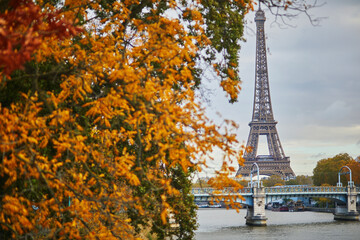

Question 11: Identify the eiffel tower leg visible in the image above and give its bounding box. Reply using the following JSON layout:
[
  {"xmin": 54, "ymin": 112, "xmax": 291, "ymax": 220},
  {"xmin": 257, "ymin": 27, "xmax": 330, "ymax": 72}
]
[
  {"xmin": 266, "ymin": 134, "xmax": 275, "ymax": 157},
  {"xmin": 244, "ymin": 126, "xmax": 259, "ymax": 160}
]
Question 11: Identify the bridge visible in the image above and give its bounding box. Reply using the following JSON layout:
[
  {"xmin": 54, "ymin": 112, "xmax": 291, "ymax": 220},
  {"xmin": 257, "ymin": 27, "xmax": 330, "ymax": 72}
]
[
  {"xmin": 193, "ymin": 164, "xmax": 360, "ymax": 226},
  {"xmin": 193, "ymin": 185, "xmax": 360, "ymax": 204}
]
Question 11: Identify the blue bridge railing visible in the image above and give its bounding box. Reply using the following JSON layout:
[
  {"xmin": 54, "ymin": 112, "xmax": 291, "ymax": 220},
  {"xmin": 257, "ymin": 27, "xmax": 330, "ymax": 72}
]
[
  {"xmin": 191, "ymin": 186, "xmax": 360, "ymax": 195},
  {"xmin": 191, "ymin": 187, "xmax": 252, "ymax": 195},
  {"xmin": 265, "ymin": 186, "xmax": 347, "ymax": 193}
]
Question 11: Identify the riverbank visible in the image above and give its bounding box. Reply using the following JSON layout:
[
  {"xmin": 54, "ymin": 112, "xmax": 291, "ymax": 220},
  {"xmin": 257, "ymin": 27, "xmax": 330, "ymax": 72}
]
[
  {"xmin": 304, "ymin": 206, "xmax": 360, "ymax": 213},
  {"xmin": 304, "ymin": 207, "xmax": 335, "ymax": 213}
]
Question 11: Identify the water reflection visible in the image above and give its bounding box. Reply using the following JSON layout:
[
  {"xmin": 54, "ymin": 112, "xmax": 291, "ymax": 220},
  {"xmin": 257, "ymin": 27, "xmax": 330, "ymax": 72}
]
[{"xmin": 196, "ymin": 209, "xmax": 360, "ymax": 240}]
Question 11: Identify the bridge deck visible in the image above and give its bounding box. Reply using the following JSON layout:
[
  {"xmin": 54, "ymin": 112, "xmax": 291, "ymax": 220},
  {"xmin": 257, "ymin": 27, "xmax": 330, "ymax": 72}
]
[
  {"xmin": 192, "ymin": 186, "xmax": 356, "ymax": 195},
  {"xmin": 192, "ymin": 186, "xmax": 360, "ymax": 206}
]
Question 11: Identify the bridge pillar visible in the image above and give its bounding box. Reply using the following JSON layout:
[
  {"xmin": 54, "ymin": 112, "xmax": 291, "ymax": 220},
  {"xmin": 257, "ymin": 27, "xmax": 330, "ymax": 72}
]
[
  {"xmin": 245, "ymin": 187, "xmax": 267, "ymax": 226},
  {"xmin": 334, "ymin": 185, "xmax": 359, "ymax": 221}
]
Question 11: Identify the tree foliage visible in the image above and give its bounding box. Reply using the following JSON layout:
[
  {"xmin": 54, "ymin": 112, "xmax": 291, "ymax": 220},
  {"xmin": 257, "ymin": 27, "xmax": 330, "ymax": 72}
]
[
  {"xmin": 312, "ymin": 153, "xmax": 354, "ymax": 186},
  {"xmin": 263, "ymin": 175, "xmax": 285, "ymax": 187},
  {"xmin": 346, "ymin": 160, "xmax": 360, "ymax": 186},
  {"xmin": 285, "ymin": 175, "xmax": 313, "ymax": 186},
  {"xmin": 0, "ymin": 0, "xmax": 253, "ymax": 238},
  {"xmin": 0, "ymin": 0, "xmax": 318, "ymax": 239}
]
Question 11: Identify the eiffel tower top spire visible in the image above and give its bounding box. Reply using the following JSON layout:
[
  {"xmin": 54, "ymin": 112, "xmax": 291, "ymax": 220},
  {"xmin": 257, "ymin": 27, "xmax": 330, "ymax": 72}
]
[{"xmin": 252, "ymin": 6, "xmax": 273, "ymax": 123}]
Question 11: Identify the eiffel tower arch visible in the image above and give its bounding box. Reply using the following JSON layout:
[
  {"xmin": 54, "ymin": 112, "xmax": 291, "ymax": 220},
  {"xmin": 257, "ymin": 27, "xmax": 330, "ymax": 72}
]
[{"xmin": 236, "ymin": 7, "xmax": 295, "ymax": 179}]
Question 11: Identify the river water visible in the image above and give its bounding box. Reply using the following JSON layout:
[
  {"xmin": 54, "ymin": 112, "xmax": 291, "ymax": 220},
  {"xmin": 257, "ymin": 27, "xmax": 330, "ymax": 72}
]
[{"xmin": 195, "ymin": 208, "xmax": 360, "ymax": 240}]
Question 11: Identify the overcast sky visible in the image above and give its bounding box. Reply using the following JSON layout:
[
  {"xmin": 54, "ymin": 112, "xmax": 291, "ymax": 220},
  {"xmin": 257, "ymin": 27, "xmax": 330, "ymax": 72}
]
[{"xmin": 202, "ymin": 0, "xmax": 360, "ymax": 176}]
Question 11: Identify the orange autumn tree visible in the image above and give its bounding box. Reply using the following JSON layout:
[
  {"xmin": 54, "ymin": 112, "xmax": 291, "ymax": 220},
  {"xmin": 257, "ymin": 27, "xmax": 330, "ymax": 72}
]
[
  {"xmin": 312, "ymin": 153, "xmax": 354, "ymax": 186},
  {"xmin": 0, "ymin": 0, "xmax": 315, "ymax": 239},
  {"xmin": 0, "ymin": 0, "xmax": 252, "ymax": 238},
  {"xmin": 345, "ymin": 160, "xmax": 360, "ymax": 186}
]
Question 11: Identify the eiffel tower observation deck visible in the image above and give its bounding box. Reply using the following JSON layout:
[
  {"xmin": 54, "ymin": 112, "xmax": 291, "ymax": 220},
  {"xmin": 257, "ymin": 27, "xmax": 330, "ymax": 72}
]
[{"xmin": 236, "ymin": 6, "xmax": 295, "ymax": 179}]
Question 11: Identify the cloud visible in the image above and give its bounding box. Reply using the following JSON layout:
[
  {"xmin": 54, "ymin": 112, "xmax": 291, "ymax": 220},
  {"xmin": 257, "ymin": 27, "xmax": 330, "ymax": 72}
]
[{"xmin": 310, "ymin": 153, "xmax": 326, "ymax": 159}]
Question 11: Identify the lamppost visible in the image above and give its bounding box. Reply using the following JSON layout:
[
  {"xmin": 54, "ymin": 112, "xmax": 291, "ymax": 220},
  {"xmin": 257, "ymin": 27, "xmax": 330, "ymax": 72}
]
[
  {"xmin": 250, "ymin": 162, "xmax": 261, "ymax": 188},
  {"xmin": 337, "ymin": 166, "xmax": 354, "ymax": 187}
]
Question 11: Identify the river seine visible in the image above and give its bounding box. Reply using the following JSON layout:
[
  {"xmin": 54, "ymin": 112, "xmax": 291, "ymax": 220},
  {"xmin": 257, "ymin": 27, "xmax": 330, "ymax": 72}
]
[{"xmin": 195, "ymin": 208, "xmax": 360, "ymax": 240}]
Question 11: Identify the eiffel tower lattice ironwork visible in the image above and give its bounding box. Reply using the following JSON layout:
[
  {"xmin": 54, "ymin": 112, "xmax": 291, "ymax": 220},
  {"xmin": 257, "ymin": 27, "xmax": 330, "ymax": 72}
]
[{"xmin": 236, "ymin": 7, "xmax": 295, "ymax": 179}]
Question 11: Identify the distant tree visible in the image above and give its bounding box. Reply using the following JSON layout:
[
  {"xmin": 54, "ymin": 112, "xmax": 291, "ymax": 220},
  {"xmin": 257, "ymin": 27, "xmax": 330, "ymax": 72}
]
[
  {"xmin": 285, "ymin": 175, "xmax": 313, "ymax": 186},
  {"xmin": 297, "ymin": 175, "xmax": 313, "ymax": 185},
  {"xmin": 312, "ymin": 153, "xmax": 354, "ymax": 186},
  {"xmin": 346, "ymin": 161, "xmax": 360, "ymax": 186},
  {"xmin": 236, "ymin": 179, "xmax": 249, "ymax": 187},
  {"xmin": 314, "ymin": 197, "xmax": 334, "ymax": 208},
  {"xmin": 285, "ymin": 179, "xmax": 297, "ymax": 185},
  {"xmin": 263, "ymin": 175, "xmax": 285, "ymax": 187},
  {"xmin": 320, "ymin": 183, "xmax": 331, "ymax": 187}
]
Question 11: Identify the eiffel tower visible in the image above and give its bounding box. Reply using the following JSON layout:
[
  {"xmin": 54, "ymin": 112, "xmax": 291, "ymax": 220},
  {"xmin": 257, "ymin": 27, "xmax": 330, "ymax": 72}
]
[{"xmin": 236, "ymin": 6, "xmax": 295, "ymax": 179}]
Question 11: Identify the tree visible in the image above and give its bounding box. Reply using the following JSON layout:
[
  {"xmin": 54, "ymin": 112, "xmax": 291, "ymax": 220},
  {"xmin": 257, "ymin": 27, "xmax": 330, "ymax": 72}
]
[
  {"xmin": 312, "ymin": 153, "xmax": 354, "ymax": 186},
  {"xmin": 346, "ymin": 161, "xmax": 360, "ymax": 186},
  {"xmin": 263, "ymin": 175, "xmax": 285, "ymax": 187},
  {"xmin": 285, "ymin": 175, "xmax": 313, "ymax": 186},
  {"xmin": 0, "ymin": 0, "xmax": 320, "ymax": 239},
  {"xmin": 0, "ymin": 0, "xmax": 249, "ymax": 238}
]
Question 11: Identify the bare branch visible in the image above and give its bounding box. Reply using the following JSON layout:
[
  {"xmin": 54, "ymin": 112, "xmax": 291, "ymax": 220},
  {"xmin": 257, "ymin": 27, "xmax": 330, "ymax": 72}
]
[{"xmin": 259, "ymin": 0, "xmax": 327, "ymax": 27}]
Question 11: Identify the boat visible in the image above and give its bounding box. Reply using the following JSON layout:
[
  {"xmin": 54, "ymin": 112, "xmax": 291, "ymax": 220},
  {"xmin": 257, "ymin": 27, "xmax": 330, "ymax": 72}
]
[
  {"xmin": 197, "ymin": 203, "xmax": 209, "ymax": 208},
  {"xmin": 279, "ymin": 206, "xmax": 289, "ymax": 211},
  {"xmin": 271, "ymin": 202, "xmax": 290, "ymax": 212},
  {"xmin": 209, "ymin": 204, "xmax": 222, "ymax": 208},
  {"xmin": 294, "ymin": 201, "xmax": 305, "ymax": 211},
  {"xmin": 271, "ymin": 202, "xmax": 281, "ymax": 211},
  {"xmin": 266, "ymin": 202, "xmax": 273, "ymax": 210}
]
